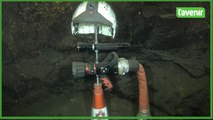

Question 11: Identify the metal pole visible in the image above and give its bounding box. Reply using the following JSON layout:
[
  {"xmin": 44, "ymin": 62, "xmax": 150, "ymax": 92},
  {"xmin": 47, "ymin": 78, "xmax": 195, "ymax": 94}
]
[
  {"xmin": 95, "ymin": 25, "xmax": 100, "ymax": 85},
  {"xmin": 95, "ymin": 25, "xmax": 99, "ymax": 64}
]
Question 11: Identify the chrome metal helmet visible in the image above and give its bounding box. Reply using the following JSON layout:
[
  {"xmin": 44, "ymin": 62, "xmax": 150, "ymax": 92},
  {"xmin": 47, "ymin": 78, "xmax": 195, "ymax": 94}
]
[{"xmin": 71, "ymin": 2, "xmax": 117, "ymax": 38}]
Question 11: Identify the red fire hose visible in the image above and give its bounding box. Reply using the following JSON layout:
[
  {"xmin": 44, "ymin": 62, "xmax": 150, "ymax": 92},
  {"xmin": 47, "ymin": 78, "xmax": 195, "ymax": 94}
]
[{"xmin": 137, "ymin": 64, "xmax": 150, "ymax": 116}]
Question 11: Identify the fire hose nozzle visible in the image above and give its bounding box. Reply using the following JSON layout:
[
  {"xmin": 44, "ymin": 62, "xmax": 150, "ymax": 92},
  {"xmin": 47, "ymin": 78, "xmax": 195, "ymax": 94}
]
[{"xmin": 72, "ymin": 52, "xmax": 140, "ymax": 78}]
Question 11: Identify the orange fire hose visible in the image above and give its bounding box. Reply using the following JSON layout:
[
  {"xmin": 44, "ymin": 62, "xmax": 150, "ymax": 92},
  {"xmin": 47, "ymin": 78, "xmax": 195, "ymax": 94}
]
[{"xmin": 137, "ymin": 64, "xmax": 150, "ymax": 116}]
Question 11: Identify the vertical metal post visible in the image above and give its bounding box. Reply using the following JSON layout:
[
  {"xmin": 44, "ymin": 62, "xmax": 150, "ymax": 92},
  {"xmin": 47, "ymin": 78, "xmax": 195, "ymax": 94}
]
[
  {"xmin": 95, "ymin": 25, "xmax": 100, "ymax": 85},
  {"xmin": 95, "ymin": 25, "xmax": 99, "ymax": 64}
]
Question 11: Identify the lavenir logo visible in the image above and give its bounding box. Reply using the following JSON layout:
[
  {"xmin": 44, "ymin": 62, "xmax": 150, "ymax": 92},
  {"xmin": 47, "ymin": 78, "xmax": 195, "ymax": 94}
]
[{"xmin": 176, "ymin": 7, "xmax": 205, "ymax": 18}]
